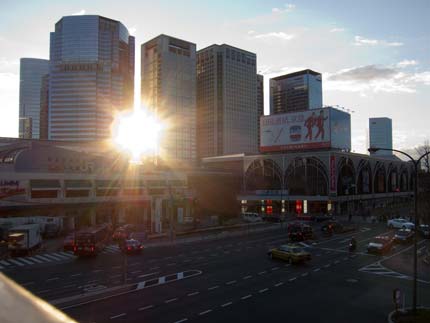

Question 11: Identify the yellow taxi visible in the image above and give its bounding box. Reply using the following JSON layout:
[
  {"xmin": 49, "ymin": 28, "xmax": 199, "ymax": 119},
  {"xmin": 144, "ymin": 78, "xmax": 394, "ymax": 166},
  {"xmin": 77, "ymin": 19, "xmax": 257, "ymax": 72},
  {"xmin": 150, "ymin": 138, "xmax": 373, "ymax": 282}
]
[{"xmin": 267, "ymin": 244, "xmax": 311, "ymax": 264}]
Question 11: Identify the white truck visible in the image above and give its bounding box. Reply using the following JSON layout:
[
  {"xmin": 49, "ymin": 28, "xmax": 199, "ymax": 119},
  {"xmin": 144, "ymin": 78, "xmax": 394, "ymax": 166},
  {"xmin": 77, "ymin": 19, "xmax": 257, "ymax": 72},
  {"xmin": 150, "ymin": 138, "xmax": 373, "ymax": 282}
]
[
  {"xmin": 8, "ymin": 224, "xmax": 42, "ymax": 255},
  {"xmin": 0, "ymin": 216, "xmax": 64, "ymax": 237}
]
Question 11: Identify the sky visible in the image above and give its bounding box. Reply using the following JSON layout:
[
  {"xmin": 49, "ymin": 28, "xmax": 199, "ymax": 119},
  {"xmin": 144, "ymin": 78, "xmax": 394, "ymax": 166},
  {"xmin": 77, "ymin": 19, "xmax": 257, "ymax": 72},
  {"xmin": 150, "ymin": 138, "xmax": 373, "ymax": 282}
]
[{"xmin": 0, "ymin": 0, "xmax": 429, "ymax": 154}]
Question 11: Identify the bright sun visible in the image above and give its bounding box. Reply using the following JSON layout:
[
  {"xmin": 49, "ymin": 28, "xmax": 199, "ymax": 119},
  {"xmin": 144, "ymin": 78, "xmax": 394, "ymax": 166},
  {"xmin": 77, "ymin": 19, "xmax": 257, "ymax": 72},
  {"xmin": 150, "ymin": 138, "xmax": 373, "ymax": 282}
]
[{"xmin": 112, "ymin": 109, "xmax": 162, "ymax": 163}]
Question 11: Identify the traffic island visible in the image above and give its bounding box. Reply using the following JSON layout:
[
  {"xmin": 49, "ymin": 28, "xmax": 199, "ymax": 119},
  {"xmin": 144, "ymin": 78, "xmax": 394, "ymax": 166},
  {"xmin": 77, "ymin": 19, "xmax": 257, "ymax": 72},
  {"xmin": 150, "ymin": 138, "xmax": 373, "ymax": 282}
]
[{"xmin": 388, "ymin": 308, "xmax": 430, "ymax": 323}]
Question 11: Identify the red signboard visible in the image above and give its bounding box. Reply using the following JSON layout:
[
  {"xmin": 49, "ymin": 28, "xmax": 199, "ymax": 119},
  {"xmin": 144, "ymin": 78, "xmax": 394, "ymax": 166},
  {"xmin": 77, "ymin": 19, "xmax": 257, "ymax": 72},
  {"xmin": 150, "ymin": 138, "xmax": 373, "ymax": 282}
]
[{"xmin": 295, "ymin": 200, "xmax": 303, "ymax": 214}]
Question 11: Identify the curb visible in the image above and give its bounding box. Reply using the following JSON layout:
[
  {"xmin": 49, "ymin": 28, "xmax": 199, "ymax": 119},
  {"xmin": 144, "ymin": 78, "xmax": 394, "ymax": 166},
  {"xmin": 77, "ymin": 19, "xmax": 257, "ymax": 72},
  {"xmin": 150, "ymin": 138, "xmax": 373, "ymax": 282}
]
[{"xmin": 388, "ymin": 306, "xmax": 430, "ymax": 323}]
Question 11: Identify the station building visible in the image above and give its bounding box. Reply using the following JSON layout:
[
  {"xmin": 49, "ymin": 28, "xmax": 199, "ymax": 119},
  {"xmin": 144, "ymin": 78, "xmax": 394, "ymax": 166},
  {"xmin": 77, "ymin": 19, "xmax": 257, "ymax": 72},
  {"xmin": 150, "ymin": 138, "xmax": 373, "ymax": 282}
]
[{"xmin": 0, "ymin": 138, "xmax": 195, "ymax": 234}]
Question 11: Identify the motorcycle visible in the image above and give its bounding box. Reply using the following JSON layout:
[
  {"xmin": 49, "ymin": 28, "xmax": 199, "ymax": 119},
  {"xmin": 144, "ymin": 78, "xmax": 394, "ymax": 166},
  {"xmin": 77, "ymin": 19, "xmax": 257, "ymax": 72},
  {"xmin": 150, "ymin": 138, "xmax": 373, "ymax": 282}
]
[{"xmin": 349, "ymin": 242, "xmax": 357, "ymax": 252}]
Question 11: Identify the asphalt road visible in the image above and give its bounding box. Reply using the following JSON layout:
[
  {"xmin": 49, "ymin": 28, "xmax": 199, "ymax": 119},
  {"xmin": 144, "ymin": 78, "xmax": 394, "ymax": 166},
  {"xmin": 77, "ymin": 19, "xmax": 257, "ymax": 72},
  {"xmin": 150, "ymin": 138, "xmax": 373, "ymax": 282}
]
[{"xmin": 3, "ymin": 222, "xmax": 430, "ymax": 323}]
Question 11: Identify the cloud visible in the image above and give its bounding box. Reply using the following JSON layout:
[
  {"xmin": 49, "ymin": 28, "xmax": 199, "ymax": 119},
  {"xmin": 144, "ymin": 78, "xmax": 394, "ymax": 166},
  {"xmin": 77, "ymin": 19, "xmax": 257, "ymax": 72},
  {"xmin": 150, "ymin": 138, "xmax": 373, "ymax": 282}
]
[
  {"xmin": 353, "ymin": 35, "xmax": 378, "ymax": 46},
  {"xmin": 253, "ymin": 32, "xmax": 295, "ymax": 41},
  {"xmin": 330, "ymin": 28, "xmax": 345, "ymax": 33},
  {"xmin": 72, "ymin": 9, "xmax": 86, "ymax": 15},
  {"xmin": 326, "ymin": 65, "xmax": 430, "ymax": 93},
  {"xmin": 385, "ymin": 41, "xmax": 404, "ymax": 47},
  {"xmin": 0, "ymin": 57, "xmax": 19, "ymax": 68},
  {"xmin": 272, "ymin": 4, "xmax": 296, "ymax": 13},
  {"xmin": 353, "ymin": 35, "xmax": 403, "ymax": 47},
  {"xmin": 397, "ymin": 60, "xmax": 418, "ymax": 68}
]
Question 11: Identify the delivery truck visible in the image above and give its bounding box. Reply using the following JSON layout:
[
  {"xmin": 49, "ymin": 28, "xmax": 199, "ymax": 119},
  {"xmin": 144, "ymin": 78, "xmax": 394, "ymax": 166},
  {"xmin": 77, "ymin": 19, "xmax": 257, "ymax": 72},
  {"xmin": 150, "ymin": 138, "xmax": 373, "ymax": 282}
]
[{"xmin": 8, "ymin": 224, "xmax": 42, "ymax": 255}]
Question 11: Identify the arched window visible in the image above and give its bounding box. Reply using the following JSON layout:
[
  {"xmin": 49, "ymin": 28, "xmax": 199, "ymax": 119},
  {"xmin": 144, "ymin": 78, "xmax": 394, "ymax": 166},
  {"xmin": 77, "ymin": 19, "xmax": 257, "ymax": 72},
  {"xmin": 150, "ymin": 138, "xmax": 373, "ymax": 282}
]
[
  {"xmin": 244, "ymin": 159, "xmax": 282, "ymax": 191},
  {"xmin": 285, "ymin": 157, "xmax": 328, "ymax": 196}
]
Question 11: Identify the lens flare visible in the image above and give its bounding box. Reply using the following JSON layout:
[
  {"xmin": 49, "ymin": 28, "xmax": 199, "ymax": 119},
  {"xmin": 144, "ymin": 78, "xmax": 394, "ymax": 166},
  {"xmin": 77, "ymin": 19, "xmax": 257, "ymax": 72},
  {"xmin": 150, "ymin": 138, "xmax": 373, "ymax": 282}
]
[{"xmin": 112, "ymin": 109, "xmax": 162, "ymax": 163}]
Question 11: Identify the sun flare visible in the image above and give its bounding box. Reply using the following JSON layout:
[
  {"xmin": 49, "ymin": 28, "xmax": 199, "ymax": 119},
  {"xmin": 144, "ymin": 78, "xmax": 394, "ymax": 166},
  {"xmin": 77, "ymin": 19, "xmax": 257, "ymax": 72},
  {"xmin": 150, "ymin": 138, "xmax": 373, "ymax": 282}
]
[{"xmin": 112, "ymin": 109, "xmax": 162, "ymax": 163}]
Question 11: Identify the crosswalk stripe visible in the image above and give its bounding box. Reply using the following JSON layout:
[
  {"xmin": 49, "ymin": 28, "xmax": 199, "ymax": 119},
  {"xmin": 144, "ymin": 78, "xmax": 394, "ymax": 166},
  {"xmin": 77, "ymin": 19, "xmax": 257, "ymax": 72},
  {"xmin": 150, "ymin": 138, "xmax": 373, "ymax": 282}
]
[
  {"xmin": 59, "ymin": 252, "xmax": 74, "ymax": 258},
  {"xmin": 0, "ymin": 265, "xmax": 3, "ymax": 269},
  {"xmin": 42, "ymin": 254, "xmax": 65, "ymax": 261},
  {"xmin": 7, "ymin": 259, "xmax": 25, "ymax": 266},
  {"xmin": 15, "ymin": 258, "xmax": 35, "ymax": 265},
  {"xmin": 33, "ymin": 255, "xmax": 53, "ymax": 262},
  {"xmin": 26, "ymin": 256, "xmax": 44, "ymax": 264},
  {"xmin": 48, "ymin": 253, "xmax": 69, "ymax": 260},
  {"xmin": 0, "ymin": 260, "xmax": 11, "ymax": 266}
]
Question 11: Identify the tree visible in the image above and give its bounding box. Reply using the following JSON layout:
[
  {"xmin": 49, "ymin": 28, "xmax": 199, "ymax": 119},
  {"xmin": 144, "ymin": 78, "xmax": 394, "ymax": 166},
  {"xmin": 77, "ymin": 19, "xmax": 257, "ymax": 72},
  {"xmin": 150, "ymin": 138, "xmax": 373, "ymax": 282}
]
[{"xmin": 415, "ymin": 139, "xmax": 430, "ymax": 173}]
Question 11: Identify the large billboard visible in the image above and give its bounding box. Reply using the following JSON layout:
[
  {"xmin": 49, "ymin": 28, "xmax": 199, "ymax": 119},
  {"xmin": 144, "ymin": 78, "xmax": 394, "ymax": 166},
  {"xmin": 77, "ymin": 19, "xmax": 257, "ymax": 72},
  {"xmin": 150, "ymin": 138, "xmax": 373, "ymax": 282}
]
[{"xmin": 260, "ymin": 107, "xmax": 350, "ymax": 152}]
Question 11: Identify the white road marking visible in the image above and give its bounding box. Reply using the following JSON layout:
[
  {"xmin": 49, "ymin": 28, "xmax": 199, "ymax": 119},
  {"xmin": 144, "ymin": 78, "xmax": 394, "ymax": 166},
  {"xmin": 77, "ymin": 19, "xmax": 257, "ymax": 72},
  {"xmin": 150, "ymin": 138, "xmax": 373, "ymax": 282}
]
[
  {"xmin": 258, "ymin": 271, "xmax": 267, "ymax": 275},
  {"xmin": 289, "ymin": 277, "xmax": 297, "ymax": 282},
  {"xmin": 33, "ymin": 255, "xmax": 52, "ymax": 262},
  {"xmin": 301, "ymin": 273, "xmax": 309, "ymax": 277},
  {"xmin": 63, "ymin": 284, "xmax": 76, "ymax": 288},
  {"xmin": 226, "ymin": 280, "xmax": 236, "ymax": 285},
  {"xmin": 131, "ymin": 270, "xmax": 141, "ymax": 274},
  {"xmin": 149, "ymin": 266, "xmax": 160, "ymax": 270},
  {"xmin": 138, "ymin": 272, "xmax": 159, "ymax": 278},
  {"xmin": 221, "ymin": 302, "xmax": 233, "ymax": 307},
  {"xmin": 243, "ymin": 275, "xmax": 252, "ymax": 280},
  {"xmin": 284, "ymin": 264, "xmax": 291, "ymax": 267},
  {"xmin": 14, "ymin": 258, "xmax": 34, "ymax": 265},
  {"xmin": 324, "ymin": 264, "xmax": 331, "ymax": 268},
  {"xmin": 92, "ymin": 269, "xmax": 103, "ymax": 273},
  {"xmin": 110, "ymin": 313, "xmax": 126, "ymax": 319},
  {"xmin": 334, "ymin": 260, "xmax": 340, "ymax": 264},
  {"xmin": 187, "ymin": 291, "xmax": 199, "ymax": 296},
  {"xmin": 6, "ymin": 259, "xmax": 25, "ymax": 266},
  {"xmin": 165, "ymin": 298, "xmax": 178, "ymax": 303},
  {"xmin": 271, "ymin": 267, "xmax": 280, "ymax": 271},
  {"xmin": 313, "ymin": 268, "xmax": 320, "ymax": 272},
  {"xmin": 21, "ymin": 281, "xmax": 35, "ymax": 286},
  {"xmin": 37, "ymin": 289, "xmax": 51, "ymax": 293},
  {"xmin": 199, "ymin": 309, "xmax": 212, "ymax": 316},
  {"xmin": 316, "ymin": 254, "xmax": 322, "ymax": 257},
  {"xmin": 138, "ymin": 305, "xmax": 154, "ymax": 311},
  {"xmin": 275, "ymin": 282, "xmax": 284, "ymax": 287},
  {"xmin": 70, "ymin": 273, "xmax": 81, "ymax": 277},
  {"xmin": 173, "ymin": 319, "xmax": 188, "ymax": 323},
  {"xmin": 343, "ymin": 257, "xmax": 348, "ymax": 260},
  {"xmin": 46, "ymin": 277, "xmax": 59, "ymax": 282},
  {"xmin": 208, "ymin": 285, "xmax": 219, "ymax": 290},
  {"xmin": 241, "ymin": 294, "xmax": 252, "ymax": 300},
  {"xmin": 259, "ymin": 288, "xmax": 269, "ymax": 293}
]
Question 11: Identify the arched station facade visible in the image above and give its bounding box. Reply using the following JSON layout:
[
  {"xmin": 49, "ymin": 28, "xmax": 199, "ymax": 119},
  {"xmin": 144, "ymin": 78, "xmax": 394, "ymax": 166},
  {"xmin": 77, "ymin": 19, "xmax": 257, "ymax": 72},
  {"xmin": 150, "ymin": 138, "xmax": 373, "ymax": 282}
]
[{"xmin": 239, "ymin": 150, "xmax": 413, "ymax": 216}]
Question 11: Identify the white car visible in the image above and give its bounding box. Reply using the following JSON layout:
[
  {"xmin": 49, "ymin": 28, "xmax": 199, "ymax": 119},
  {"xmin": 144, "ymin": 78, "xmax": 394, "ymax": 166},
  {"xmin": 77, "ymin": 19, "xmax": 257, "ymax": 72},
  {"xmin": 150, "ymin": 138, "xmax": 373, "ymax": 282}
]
[
  {"xmin": 241, "ymin": 212, "xmax": 263, "ymax": 223},
  {"xmin": 387, "ymin": 218, "xmax": 415, "ymax": 230}
]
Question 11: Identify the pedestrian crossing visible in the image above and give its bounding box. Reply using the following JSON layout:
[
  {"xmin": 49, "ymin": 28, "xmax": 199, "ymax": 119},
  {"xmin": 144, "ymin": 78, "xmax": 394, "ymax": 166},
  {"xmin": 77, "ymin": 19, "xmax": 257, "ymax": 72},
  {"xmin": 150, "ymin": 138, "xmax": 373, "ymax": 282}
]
[
  {"xmin": 0, "ymin": 251, "xmax": 76, "ymax": 270},
  {"xmin": 0, "ymin": 244, "xmax": 123, "ymax": 270},
  {"xmin": 359, "ymin": 262, "xmax": 409, "ymax": 280}
]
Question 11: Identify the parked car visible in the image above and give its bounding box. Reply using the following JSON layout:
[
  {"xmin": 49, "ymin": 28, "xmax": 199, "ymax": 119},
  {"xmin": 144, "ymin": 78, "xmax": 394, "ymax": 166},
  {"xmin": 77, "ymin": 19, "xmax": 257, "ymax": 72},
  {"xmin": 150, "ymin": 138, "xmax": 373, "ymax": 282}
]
[
  {"xmin": 63, "ymin": 234, "xmax": 75, "ymax": 251},
  {"xmin": 267, "ymin": 244, "xmax": 311, "ymax": 264},
  {"xmin": 288, "ymin": 223, "xmax": 314, "ymax": 242},
  {"xmin": 129, "ymin": 231, "xmax": 147, "ymax": 243},
  {"xmin": 120, "ymin": 239, "xmax": 143, "ymax": 254},
  {"xmin": 394, "ymin": 229, "xmax": 414, "ymax": 243},
  {"xmin": 387, "ymin": 218, "xmax": 414, "ymax": 230},
  {"xmin": 112, "ymin": 224, "xmax": 135, "ymax": 241},
  {"xmin": 241, "ymin": 212, "xmax": 263, "ymax": 223},
  {"xmin": 321, "ymin": 221, "xmax": 357, "ymax": 234},
  {"xmin": 367, "ymin": 235, "xmax": 394, "ymax": 254},
  {"xmin": 418, "ymin": 224, "xmax": 430, "ymax": 239}
]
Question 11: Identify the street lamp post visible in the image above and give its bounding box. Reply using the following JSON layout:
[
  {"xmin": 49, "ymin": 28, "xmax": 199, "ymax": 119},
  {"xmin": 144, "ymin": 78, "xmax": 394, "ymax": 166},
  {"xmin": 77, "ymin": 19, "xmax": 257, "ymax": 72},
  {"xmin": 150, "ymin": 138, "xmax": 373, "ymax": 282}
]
[{"xmin": 368, "ymin": 147, "xmax": 430, "ymax": 313}]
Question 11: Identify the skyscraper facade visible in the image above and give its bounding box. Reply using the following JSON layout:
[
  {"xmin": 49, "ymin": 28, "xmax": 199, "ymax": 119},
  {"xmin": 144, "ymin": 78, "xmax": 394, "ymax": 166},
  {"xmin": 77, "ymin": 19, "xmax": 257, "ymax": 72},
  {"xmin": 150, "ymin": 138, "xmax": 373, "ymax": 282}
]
[
  {"xmin": 257, "ymin": 74, "xmax": 264, "ymax": 149},
  {"xmin": 196, "ymin": 44, "xmax": 258, "ymax": 158},
  {"xmin": 270, "ymin": 69, "xmax": 322, "ymax": 114},
  {"xmin": 141, "ymin": 34, "xmax": 196, "ymax": 164},
  {"xmin": 49, "ymin": 15, "xmax": 135, "ymax": 141},
  {"xmin": 19, "ymin": 58, "xmax": 49, "ymax": 139},
  {"xmin": 39, "ymin": 74, "xmax": 49, "ymax": 140},
  {"xmin": 369, "ymin": 117, "xmax": 393, "ymax": 156}
]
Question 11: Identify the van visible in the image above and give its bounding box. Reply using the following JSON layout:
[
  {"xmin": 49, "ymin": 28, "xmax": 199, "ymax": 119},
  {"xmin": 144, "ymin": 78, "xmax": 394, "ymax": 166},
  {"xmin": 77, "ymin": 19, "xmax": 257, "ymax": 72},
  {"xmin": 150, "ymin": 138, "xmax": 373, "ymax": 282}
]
[{"xmin": 241, "ymin": 212, "xmax": 262, "ymax": 223}]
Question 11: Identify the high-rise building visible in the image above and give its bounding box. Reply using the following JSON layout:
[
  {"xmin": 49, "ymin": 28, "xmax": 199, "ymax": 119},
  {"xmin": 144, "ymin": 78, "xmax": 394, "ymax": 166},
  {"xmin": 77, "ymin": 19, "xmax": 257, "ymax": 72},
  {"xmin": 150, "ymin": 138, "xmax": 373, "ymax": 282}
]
[
  {"xmin": 141, "ymin": 34, "xmax": 196, "ymax": 164},
  {"xmin": 257, "ymin": 74, "xmax": 264, "ymax": 149},
  {"xmin": 270, "ymin": 69, "xmax": 322, "ymax": 114},
  {"xmin": 19, "ymin": 58, "xmax": 49, "ymax": 139},
  {"xmin": 49, "ymin": 15, "xmax": 135, "ymax": 141},
  {"xmin": 369, "ymin": 117, "xmax": 393, "ymax": 156},
  {"xmin": 196, "ymin": 44, "xmax": 258, "ymax": 158},
  {"xmin": 39, "ymin": 74, "xmax": 49, "ymax": 140}
]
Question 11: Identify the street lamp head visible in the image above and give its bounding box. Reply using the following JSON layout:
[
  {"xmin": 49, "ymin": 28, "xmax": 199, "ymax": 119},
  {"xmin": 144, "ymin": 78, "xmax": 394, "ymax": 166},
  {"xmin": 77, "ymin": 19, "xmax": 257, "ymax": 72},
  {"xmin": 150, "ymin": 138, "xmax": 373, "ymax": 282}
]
[{"xmin": 368, "ymin": 147, "xmax": 379, "ymax": 153}]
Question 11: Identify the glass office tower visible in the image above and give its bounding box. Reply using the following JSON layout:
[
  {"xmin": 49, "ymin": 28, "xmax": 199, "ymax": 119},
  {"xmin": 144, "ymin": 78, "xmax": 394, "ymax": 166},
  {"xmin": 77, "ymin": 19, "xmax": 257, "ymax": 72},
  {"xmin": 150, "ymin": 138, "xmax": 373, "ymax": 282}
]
[
  {"xmin": 19, "ymin": 58, "xmax": 49, "ymax": 139},
  {"xmin": 49, "ymin": 15, "xmax": 134, "ymax": 141},
  {"xmin": 270, "ymin": 69, "xmax": 322, "ymax": 114}
]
